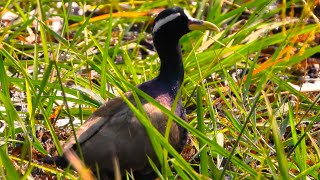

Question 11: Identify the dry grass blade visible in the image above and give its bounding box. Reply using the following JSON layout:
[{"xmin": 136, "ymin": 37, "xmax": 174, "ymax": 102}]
[
  {"xmin": 64, "ymin": 149, "xmax": 96, "ymax": 180},
  {"xmin": 1, "ymin": 0, "xmax": 320, "ymax": 179}
]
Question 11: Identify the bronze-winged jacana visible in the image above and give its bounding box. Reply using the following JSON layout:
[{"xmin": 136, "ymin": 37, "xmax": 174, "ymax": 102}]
[{"xmin": 44, "ymin": 6, "xmax": 219, "ymax": 180}]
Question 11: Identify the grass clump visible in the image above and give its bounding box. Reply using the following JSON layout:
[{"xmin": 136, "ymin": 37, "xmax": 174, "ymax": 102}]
[{"xmin": 0, "ymin": 0, "xmax": 320, "ymax": 179}]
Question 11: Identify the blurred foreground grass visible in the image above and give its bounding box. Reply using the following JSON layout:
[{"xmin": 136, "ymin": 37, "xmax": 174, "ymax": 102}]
[{"xmin": 0, "ymin": 0, "xmax": 320, "ymax": 179}]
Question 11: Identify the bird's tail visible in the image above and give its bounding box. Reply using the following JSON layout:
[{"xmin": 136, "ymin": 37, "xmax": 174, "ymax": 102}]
[{"xmin": 41, "ymin": 155, "xmax": 69, "ymax": 168}]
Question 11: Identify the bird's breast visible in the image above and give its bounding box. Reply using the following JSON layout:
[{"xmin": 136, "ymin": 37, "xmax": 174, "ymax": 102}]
[{"xmin": 154, "ymin": 93, "xmax": 173, "ymax": 109}]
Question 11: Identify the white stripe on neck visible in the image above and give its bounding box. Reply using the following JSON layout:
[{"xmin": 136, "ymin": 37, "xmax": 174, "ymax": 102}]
[
  {"xmin": 153, "ymin": 12, "xmax": 181, "ymax": 34},
  {"xmin": 184, "ymin": 10, "xmax": 196, "ymax": 22}
]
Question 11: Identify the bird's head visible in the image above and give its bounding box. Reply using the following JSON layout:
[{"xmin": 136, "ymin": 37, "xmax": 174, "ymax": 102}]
[{"xmin": 152, "ymin": 7, "xmax": 219, "ymax": 42}]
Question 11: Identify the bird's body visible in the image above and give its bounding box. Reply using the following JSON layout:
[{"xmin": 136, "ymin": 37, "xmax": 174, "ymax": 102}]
[
  {"xmin": 44, "ymin": 7, "xmax": 219, "ymax": 179},
  {"xmin": 63, "ymin": 89, "xmax": 186, "ymax": 178}
]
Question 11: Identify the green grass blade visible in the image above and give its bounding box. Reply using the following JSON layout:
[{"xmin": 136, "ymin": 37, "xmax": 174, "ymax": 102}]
[
  {"xmin": 0, "ymin": 148, "xmax": 20, "ymax": 179},
  {"xmin": 263, "ymin": 91, "xmax": 290, "ymax": 179},
  {"xmin": 197, "ymin": 86, "xmax": 209, "ymax": 177}
]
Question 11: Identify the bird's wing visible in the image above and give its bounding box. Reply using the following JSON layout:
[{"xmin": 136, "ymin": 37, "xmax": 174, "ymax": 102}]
[
  {"xmin": 62, "ymin": 92, "xmax": 154, "ymax": 173},
  {"xmin": 63, "ymin": 92, "xmax": 133, "ymax": 151}
]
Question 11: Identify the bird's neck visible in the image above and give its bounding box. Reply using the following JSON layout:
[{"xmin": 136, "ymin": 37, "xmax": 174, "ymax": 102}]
[{"xmin": 155, "ymin": 39, "xmax": 184, "ymax": 87}]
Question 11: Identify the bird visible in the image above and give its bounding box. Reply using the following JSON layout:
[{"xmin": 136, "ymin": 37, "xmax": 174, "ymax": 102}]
[{"xmin": 43, "ymin": 6, "xmax": 219, "ymax": 180}]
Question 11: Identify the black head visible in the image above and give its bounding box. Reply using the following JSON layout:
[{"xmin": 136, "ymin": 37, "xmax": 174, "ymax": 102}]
[
  {"xmin": 150, "ymin": 7, "xmax": 220, "ymax": 85},
  {"xmin": 152, "ymin": 7, "xmax": 219, "ymax": 42},
  {"xmin": 152, "ymin": 7, "xmax": 190, "ymax": 41}
]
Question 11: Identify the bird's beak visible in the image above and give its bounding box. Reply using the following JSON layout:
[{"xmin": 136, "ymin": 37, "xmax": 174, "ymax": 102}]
[{"xmin": 188, "ymin": 19, "xmax": 220, "ymax": 32}]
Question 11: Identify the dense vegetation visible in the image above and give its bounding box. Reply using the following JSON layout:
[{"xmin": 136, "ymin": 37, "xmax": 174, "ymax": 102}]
[{"xmin": 0, "ymin": 0, "xmax": 319, "ymax": 179}]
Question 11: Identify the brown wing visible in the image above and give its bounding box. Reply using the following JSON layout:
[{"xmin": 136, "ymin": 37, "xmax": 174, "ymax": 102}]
[
  {"xmin": 62, "ymin": 92, "xmax": 155, "ymax": 174},
  {"xmin": 63, "ymin": 93, "xmax": 132, "ymax": 151},
  {"xmin": 62, "ymin": 91, "xmax": 185, "ymax": 176}
]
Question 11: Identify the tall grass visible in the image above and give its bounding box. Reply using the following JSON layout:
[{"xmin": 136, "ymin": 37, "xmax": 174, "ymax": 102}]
[{"xmin": 0, "ymin": 0, "xmax": 320, "ymax": 179}]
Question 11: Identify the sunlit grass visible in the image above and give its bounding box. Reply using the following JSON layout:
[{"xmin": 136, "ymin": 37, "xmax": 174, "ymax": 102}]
[{"xmin": 0, "ymin": 0, "xmax": 320, "ymax": 179}]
